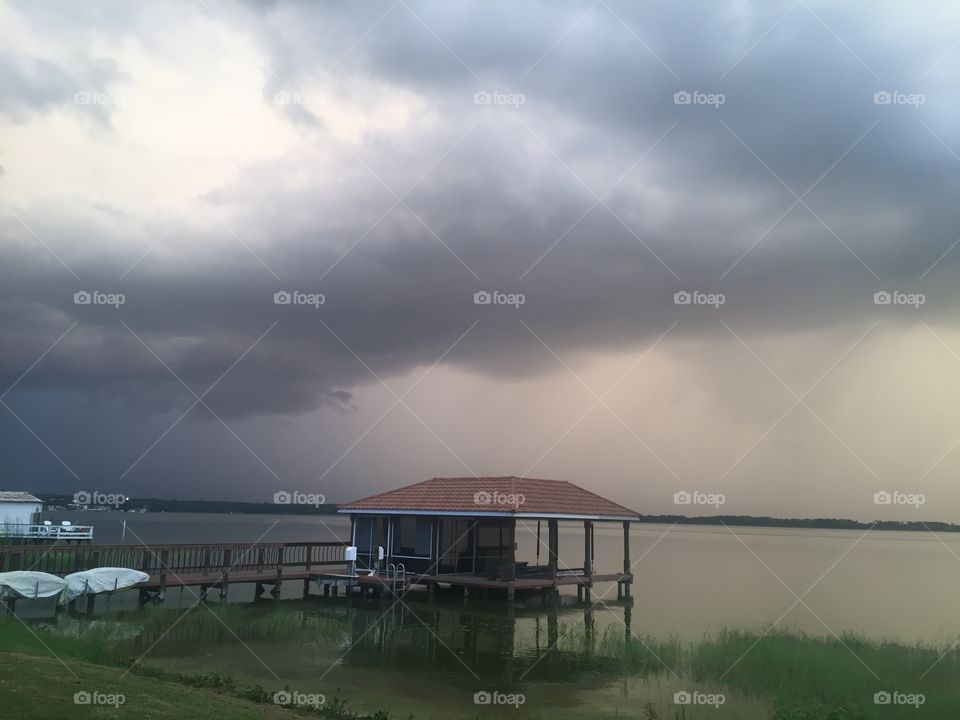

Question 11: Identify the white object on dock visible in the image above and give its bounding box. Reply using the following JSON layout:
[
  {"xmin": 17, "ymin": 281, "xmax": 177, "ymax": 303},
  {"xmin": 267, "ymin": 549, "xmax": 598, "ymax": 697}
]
[
  {"xmin": 0, "ymin": 571, "xmax": 68, "ymax": 599},
  {"xmin": 61, "ymin": 568, "xmax": 150, "ymax": 603}
]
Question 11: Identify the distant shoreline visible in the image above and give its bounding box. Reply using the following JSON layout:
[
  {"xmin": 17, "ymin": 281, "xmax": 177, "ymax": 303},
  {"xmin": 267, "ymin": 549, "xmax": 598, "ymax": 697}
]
[{"xmin": 36, "ymin": 494, "xmax": 958, "ymax": 532}]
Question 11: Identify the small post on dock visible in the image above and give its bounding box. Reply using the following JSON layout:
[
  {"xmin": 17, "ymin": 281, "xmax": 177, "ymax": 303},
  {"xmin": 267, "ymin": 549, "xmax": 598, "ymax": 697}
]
[
  {"xmin": 220, "ymin": 548, "xmax": 231, "ymax": 601},
  {"xmin": 549, "ymin": 521, "xmax": 558, "ymax": 578},
  {"xmin": 272, "ymin": 546, "xmax": 284, "ymax": 597},
  {"xmin": 622, "ymin": 521, "xmax": 631, "ymax": 600}
]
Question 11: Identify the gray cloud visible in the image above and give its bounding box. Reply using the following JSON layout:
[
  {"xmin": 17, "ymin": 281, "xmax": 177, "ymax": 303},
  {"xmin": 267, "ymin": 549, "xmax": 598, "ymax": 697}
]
[{"xmin": 2, "ymin": 0, "xmax": 960, "ymax": 507}]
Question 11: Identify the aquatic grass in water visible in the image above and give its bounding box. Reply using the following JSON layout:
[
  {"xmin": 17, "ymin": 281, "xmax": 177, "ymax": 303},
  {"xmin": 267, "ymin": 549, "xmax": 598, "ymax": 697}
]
[{"xmin": 691, "ymin": 628, "xmax": 960, "ymax": 718}]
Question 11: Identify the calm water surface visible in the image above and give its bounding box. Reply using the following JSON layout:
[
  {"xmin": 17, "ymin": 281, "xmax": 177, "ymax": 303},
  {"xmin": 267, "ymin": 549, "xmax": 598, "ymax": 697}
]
[
  {"xmin": 35, "ymin": 511, "xmax": 960, "ymax": 719},
  {"xmin": 47, "ymin": 510, "xmax": 960, "ymax": 644}
]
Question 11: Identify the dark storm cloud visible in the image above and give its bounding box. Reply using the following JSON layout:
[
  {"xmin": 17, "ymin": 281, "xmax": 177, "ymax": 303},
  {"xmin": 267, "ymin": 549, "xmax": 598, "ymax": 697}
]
[{"xmin": 3, "ymin": 0, "xmax": 960, "ymax": 423}]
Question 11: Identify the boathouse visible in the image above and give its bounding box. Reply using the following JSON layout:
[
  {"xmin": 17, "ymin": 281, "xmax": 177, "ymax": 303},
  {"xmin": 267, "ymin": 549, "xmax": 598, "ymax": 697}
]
[{"xmin": 339, "ymin": 476, "xmax": 639, "ymax": 602}]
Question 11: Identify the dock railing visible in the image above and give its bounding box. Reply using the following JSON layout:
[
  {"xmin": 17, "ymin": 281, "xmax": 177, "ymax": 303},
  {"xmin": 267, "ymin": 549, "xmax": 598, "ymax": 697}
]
[
  {"xmin": 0, "ymin": 523, "xmax": 95, "ymax": 542},
  {"xmin": 0, "ymin": 540, "xmax": 347, "ymax": 577}
]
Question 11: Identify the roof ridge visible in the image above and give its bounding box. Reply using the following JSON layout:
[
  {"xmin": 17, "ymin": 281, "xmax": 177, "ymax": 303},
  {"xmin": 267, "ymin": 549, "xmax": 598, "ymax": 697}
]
[
  {"xmin": 341, "ymin": 477, "xmax": 437, "ymax": 507},
  {"xmin": 562, "ymin": 479, "xmax": 638, "ymax": 515}
]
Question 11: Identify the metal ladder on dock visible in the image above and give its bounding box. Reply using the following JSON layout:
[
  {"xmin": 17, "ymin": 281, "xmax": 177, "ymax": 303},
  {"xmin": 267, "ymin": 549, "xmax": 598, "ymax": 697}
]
[{"xmin": 385, "ymin": 563, "xmax": 406, "ymax": 595}]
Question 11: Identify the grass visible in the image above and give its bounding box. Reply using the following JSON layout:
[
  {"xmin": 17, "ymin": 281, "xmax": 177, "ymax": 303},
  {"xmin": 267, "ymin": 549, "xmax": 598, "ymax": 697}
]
[
  {"xmin": 691, "ymin": 628, "xmax": 960, "ymax": 719},
  {"xmin": 6, "ymin": 606, "xmax": 960, "ymax": 719},
  {"xmin": 518, "ymin": 623, "xmax": 960, "ymax": 718},
  {"xmin": 0, "ymin": 652, "xmax": 309, "ymax": 719},
  {"xmin": 0, "ymin": 615, "xmax": 403, "ymax": 719}
]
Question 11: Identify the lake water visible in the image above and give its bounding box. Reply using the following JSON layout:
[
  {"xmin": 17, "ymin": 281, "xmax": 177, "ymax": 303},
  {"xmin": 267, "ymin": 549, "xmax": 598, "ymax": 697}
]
[
  {"xmin": 33, "ymin": 511, "xmax": 960, "ymax": 718},
  {"xmin": 46, "ymin": 510, "xmax": 960, "ymax": 644}
]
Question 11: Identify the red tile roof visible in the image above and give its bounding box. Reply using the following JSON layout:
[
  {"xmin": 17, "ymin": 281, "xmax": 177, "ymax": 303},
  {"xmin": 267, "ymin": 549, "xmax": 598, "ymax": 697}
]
[{"xmin": 340, "ymin": 476, "xmax": 638, "ymax": 520}]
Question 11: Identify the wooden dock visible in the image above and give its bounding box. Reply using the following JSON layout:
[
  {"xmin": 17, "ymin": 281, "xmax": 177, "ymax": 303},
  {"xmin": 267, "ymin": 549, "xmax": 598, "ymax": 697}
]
[
  {"xmin": 313, "ymin": 568, "xmax": 634, "ymax": 605},
  {"xmin": 0, "ymin": 540, "xmax": 347, "ymax": 607},
  {"xmin": 0, "ymin": 540, "xmax": 632, "ymax": 610}
]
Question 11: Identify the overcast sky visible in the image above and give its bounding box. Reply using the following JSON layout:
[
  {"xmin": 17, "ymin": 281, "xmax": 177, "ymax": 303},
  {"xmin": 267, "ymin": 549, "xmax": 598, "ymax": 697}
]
[{"xmin": 2, "ymin": 0, "xmax": 960, "ymax": 521}]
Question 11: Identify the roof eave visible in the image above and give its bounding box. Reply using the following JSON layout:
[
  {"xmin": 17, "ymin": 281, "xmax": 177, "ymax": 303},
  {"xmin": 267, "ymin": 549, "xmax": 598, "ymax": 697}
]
[{"xmin": 338, "ymin": 507, "xmax": 639, "ymax": 522}]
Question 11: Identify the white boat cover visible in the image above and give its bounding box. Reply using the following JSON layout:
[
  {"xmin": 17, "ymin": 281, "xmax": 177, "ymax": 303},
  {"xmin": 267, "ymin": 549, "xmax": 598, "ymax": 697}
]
[
  {"xmin": 62, "ymin": 567, "xmax": 150, "ymax": 602},
  {"xmin": 61, "ymin": 568, "xmax": 150, "ymax": 602},
  {"xmin": 0, "ymin": 571, "xmax": 67, "ymax": 599}
]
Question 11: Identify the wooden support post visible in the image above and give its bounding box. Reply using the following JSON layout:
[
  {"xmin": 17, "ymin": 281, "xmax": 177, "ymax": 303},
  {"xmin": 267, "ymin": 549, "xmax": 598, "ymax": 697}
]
[
  {"xmin": 274, "ymin": 546, "xmax": 284, "ymax": 595},
  {"xmin": 220, "ymin": 548, "xmax": 231, "ymax": 601},
  {"xmin": 302, "ymin": 578, "xmax": 310, "ymax": 598},
  {"xmin": 622, "ymin": 521, "xmax": 631, "ymax": 599},
  {"xmin": 547, "ymin": 519, "xmax": 558, "ymax": 579},
  {"xmin": 583, "ymin": 521, "xmax": 592, "ymax": 578},
  {"xmin": 323, "ymin": 582, "xmax": 330, "ymax": 597}
]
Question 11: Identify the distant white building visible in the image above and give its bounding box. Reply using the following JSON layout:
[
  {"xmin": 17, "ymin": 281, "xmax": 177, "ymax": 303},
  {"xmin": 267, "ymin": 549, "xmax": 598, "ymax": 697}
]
[{"xmin": 0, "ymin": 492, "xmax": 43, "ymax": 528}]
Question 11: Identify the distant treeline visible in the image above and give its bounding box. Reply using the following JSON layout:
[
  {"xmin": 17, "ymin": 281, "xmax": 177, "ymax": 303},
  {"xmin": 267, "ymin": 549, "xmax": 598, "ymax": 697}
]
[
  {"xmin": 34, "ymin": 494, "xmax": 959, "ymax": 530},
  {"xmin": 637, "ymin": 514, "xmax": 960, "ymax": 532},
  {"xmin": 37, "ymin": 494, "xmax": 339, "ymax": 515}
]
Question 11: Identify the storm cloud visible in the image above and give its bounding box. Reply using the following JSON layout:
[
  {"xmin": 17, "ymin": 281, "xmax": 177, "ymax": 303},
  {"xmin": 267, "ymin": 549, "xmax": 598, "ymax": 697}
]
[{"xmin": 2, "ymin": 0, "xmax": 960, "ymax": 517}]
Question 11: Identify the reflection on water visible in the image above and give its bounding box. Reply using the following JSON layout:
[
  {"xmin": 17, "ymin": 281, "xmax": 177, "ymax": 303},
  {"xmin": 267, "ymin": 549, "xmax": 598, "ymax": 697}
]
[
  {"xmin": 55, "ymin": 595, "xmax": 760, "ymax": 719},
  {"xmin": 44, "ymin": 511, "xmax": 960, "ymax": 644},
  {"xmin": 24, "ymin": 512, "xmax": 960, "ymax": 717},
  {"xmin": 49, "ymin": 590, "xmax": 960, "ymax": 719}
]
